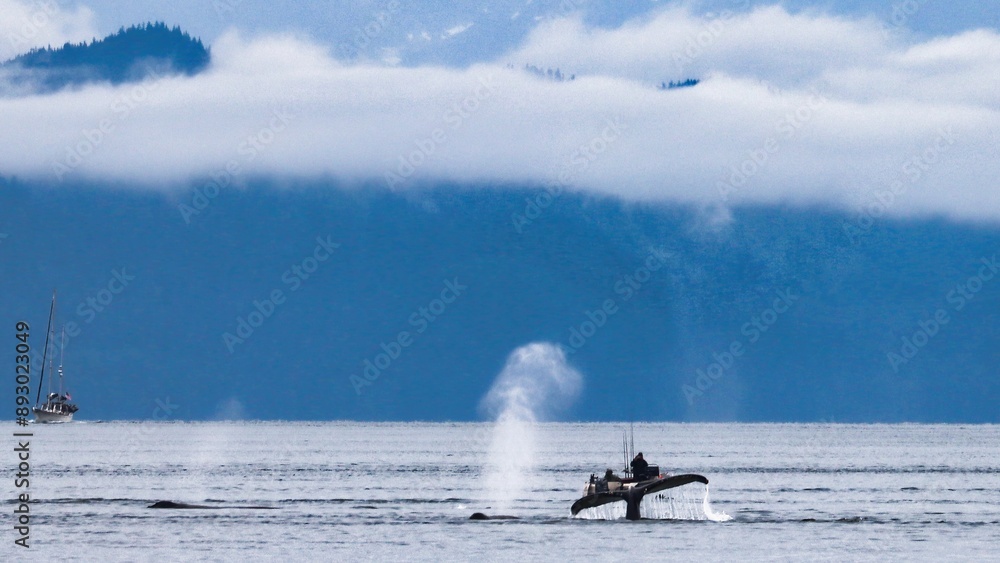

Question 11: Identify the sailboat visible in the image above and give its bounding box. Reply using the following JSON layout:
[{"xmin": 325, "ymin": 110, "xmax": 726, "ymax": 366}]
[{"xmin": 32, "ymin": 291, "xmax": 79, "ymax": 423}]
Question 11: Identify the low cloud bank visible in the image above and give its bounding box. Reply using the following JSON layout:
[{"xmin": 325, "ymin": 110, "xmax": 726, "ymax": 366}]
[
  {"xmin": 1, "ymin": 4, "xmax": 998, "ymax": 222},
  {"xmin": 0, "ymin": 0, "xmax": 97, "ymax": 61}
]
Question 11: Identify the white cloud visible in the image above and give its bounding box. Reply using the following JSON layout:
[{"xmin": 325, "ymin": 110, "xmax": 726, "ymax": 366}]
[
  {"xmin": 381, "ymin": 47, "xmax": 401, "ymax": 65},
  {"xmin": 443, "ymin": 22, "xmax": 473, "ymax": 38},
  {"xmin": 0, "ymin": 0, "xmax": 98, "ymax": 61},
  {"xmin": 1, "ymin": 6, "xmax": 999, "ymax": 224}
]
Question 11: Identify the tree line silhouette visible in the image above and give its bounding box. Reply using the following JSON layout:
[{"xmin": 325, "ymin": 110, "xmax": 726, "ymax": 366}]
[
  {"xmin": 659, "ymin": 78, "xmax": 700, "ymax": 90},
  {"xmin": 2, "ymin": 22, "xmax": 209, "ymax": 92}
]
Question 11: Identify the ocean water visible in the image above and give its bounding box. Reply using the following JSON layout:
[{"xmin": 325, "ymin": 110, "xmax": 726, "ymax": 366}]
[{"xmin": 7, "ymin": 422, "xmax": 999, "ymax": 561}]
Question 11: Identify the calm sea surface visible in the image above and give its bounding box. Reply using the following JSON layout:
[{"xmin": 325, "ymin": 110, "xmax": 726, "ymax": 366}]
[{"xmin": 6, "ymin": 422, "xmax": 999, "ymax": 561}]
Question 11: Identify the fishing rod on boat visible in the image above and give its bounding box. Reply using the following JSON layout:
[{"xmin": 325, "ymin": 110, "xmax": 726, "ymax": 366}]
[
  {"xmin": 622, "ymin": 431, "xmax": 628, "ymax": 477},
  {"xmin": 622, "ymin": 424, "xmax": 637, "ymax": 478},
  {"xmin": 34, "ymin": 291, "xmax": 56, "ymax": 406},
  {"xmin": 630, "ymin": 422, "xmax": 635, "ymax": 465}
]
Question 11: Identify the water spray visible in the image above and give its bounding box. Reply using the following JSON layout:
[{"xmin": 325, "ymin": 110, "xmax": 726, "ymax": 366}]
[{"xmin": 479, "ymin": 343, "xmax": 582, "ymax": 513}]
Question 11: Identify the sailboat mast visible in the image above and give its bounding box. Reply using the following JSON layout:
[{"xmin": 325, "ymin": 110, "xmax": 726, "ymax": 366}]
[
  {"xmin": 58, "ymin": 326, "xmax": 66, "ymax": 395},
  {"xmin": 34, "ymin": 291, "xmax": 56, "ymax": 406},
  {"xmin": 47, "ymin": 343, "xmax": 54, "ymax": 396}
]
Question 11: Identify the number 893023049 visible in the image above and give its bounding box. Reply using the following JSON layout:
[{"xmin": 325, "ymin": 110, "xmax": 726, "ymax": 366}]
[{"xmin": 15, "ymin": 321, "xmax": 31, "ymax": 416}]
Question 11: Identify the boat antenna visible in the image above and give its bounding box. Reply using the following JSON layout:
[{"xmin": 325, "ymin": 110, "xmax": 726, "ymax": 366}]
[{"xmin": 34, "ymin": 291, "xmax": 56, "ymax": 406}]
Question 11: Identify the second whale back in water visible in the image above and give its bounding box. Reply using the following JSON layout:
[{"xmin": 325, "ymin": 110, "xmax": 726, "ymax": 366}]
[
  {"xmin": 148, "ymin": 500, "xmax": 277, "ymax": 509},
  {"xmin": 469, "ymin": 512, "xmax": 519, "ymax": 520}
]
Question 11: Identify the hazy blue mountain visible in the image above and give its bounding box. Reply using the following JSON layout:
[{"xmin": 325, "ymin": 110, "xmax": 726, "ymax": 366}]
[
  {"xmin": 71, "ymin": 1, "xmax": 1000, "ymax": 67},
  {"xmin": 2, "ymin": 22, "xmax": 209, "ymax": 93},
  {"xmin": 1, "ymin": 178, "xmax": 997, "ymax": 422}
]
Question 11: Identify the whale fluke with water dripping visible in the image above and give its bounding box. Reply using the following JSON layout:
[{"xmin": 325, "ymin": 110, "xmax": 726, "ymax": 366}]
[
  {"xmin": 571, "ymin": 428, "xmax": 714, "ymax": 520},
  {"xmin": 571, "ymin": 473, "xmax": 709, "ymax": 520}
]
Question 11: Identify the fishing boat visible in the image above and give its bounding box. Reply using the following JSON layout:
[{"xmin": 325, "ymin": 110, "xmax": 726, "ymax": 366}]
[
  {"xmin": 570, "ymin": 429, "xmax": 708, "ymax": 520},
  {"xmin": 32, "ymin": 291, "xmax": 79, "ymax": 423}
]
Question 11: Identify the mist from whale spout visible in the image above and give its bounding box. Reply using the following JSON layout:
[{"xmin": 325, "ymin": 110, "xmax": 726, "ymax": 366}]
[{"xmin": 480, "ymin": 343, "xmax": 582, "ymax": 513}]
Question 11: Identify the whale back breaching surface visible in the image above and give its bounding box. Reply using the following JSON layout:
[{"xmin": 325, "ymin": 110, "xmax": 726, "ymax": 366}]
[
  {"xmin": 480, "ymin": 343, "xmax": 582, "ymax": 513},
  {"xmin": 148, "ymin": 500, "xmax": 277, "ymax": 509}
]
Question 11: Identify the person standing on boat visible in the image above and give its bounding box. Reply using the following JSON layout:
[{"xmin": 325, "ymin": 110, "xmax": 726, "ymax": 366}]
[{"xmin": 630, "ymin": 452, "xmax": 649, "ymax": 480}]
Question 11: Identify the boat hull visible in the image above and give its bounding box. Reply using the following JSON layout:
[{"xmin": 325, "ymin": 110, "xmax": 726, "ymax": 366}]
[{"xmin": 32, "ymin": 407, "xmax": 74, "ymax": 423}]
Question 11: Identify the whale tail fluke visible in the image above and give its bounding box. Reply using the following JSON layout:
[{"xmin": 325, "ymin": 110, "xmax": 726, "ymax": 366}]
[{"xmin": 571, "ymin": 474, "xmax": 709, "ymax": 520}]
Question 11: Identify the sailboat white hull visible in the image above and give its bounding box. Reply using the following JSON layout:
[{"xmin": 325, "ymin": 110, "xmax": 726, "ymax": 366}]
[{"xmin": 32, "ymin": 406, "xmax": 74, "ymax": 423}]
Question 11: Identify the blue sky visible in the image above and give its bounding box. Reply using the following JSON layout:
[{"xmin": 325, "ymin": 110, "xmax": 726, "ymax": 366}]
[{"xmin": 1, "ymin": 1, "xmax": 998, "ymax": 421}]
